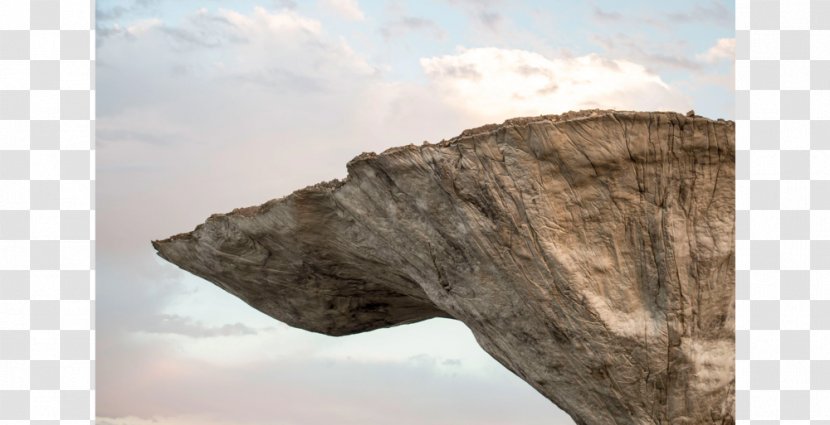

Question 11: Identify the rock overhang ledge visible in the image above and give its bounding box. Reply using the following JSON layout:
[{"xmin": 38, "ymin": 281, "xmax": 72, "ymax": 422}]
[{"xmin": 153, "ymin": 109, "xmax": 735, "ymax": 425}]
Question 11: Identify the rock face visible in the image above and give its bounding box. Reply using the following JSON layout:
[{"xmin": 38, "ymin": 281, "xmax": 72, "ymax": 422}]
[{"xmin": 153, "ymin": 110, "xmax": 735, "ymax": 425}]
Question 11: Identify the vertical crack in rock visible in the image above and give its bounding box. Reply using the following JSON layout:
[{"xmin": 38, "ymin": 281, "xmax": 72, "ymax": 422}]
[{"xmin": 152, "ymin": 110, "xmax": 735, "ymax": 425}]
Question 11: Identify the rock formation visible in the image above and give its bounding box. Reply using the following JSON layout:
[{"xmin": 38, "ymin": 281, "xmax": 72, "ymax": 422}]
[{"xmin": 153, "ymin": 110, "xmax": 735, "ymax": 425}]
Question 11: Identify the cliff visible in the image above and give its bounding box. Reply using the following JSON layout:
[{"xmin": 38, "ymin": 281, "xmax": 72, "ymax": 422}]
[{"xmin": 153, "ymin": 110, "xmax": 735, "ymax": 424}]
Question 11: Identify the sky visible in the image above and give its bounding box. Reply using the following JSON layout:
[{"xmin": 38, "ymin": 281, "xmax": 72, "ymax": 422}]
[{"xmin": 95, "ymin": 1, "xmax": 734, "ymax": 424}]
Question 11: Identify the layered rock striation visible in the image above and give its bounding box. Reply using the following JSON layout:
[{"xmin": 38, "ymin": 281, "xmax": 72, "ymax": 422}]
[{"xmin": 153, "ymin": 110, "xmax": 735, "ymax": 424}]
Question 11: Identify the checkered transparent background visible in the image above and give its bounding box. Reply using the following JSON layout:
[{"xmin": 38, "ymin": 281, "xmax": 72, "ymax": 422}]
[
  {"xmin": 736, "ymin": 0, "xmax": 830, "ymax": 422},
  {"xmin": 2, "ymin": 0, "xmax": 830, "ymax": 422},
  {"xmin": 0, "ymin": 0, "xmax": 95, "ymax": 422}
]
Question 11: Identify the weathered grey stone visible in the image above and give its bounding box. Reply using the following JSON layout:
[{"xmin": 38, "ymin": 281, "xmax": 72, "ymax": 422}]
[{"xmin": 153, "ymin": 110, "xmax": 735, "ymax": 425}]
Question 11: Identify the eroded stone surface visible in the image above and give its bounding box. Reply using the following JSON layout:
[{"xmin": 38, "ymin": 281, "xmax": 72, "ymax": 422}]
[{"xmin": 153, "ymin": 110, "xmax": 735, "ymax": 425}]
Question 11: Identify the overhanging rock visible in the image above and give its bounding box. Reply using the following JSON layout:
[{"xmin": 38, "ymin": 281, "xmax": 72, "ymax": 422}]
[{"xmin": 153, "ymin": 110, "xmax": 735, "ymax": 425}]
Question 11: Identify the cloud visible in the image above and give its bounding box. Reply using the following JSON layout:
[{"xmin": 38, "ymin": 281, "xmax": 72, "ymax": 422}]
[
  {"xmin": 222, "ymin": 6, "xmax": 322, "ymax": 36},
  {"xmin": 420, "ymin": 47, "xmax": 691, "ymax": 121},
  {"xmin": 95, "ymin": 253, "xmax": 262, "ymax": 343},
  {"xmin": 590, "ymin": 33, "xmax": 703, "ymax": 72},
  {"xmin": 140, "ymin": 314, "xmax": 260, "ymax": 338},
  {"xmin": 667, "ymin": 1, "xmax": 733, "ymax": 27},
  {"xmin": 96, "ymin": 0, "xmax": 164, "ymax": 27},
  {"xmin": 587, "ymin": 34, "xmax": 734, "ymax": 117},
  {"xmin": 97, "ymin": 323, "xmax": 574, "ymax": 425},
  {"xmin": 590, "ymin": 1, "xmax": 732, "ymax": 29},
  {"xmin": 380, "ymin": 16, "xmax": 446, "ymax": 40},
  {"xmin": 476, "ymin": 10, "xmax": 503, "ymax": 32},
  {"xmin": 443, "ymin": 358, "xmax": 463, "ymax": 366},
  {"xmin": 97, "ymin": 6, "xmax": 326, "ymax": 50},
  {"xmin": 444, "ymin": 0, "xmax": 505, "ymax": 33},
  {"xmin": 697, "ymin": 37, "xmax": 735, "ymax": 63},
  {"xmin": 273, "ymin": 0, "xmax": 297, "ymax": 9},
  {"xmin": 323, "ymin": 0, "xmax": 366, "ymax": 20},
  {"xmin": 592, "ymin": 7, "xmax": 622, "ymax": 21},
  {"xmin": 126, "ymin": 18, "xmax": 162, "ymax": 35}
]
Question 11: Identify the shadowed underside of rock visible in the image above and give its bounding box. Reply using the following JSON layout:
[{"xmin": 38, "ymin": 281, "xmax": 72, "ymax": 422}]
[{"xmin": 153, "ymin": 110, "xmax": 735, "ymax": 425}]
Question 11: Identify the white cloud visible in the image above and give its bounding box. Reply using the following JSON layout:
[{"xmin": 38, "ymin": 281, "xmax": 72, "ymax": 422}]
[
  {"xmin": 323, "ymin": 0, "xmax": 365, "ymax": 21},
  {"xmin": 222, "ymin": 6, "xmax": 322, "ymax": 36},
  {"xmin": 126, "ymin": 18, "xmax": 162, "ymax": 35},
  {"xmin": 697, "ymin": 37, "xmax": 736, "ymax": 63},
  {"xmin": 420, "ymin": 47, "xmax": 692, "ymax": 122}
]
